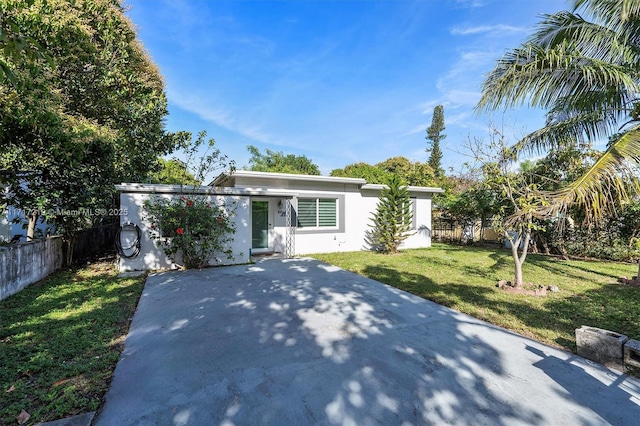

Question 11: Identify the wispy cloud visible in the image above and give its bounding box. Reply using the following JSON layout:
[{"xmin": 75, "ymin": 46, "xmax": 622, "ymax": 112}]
[
  {"xmin": 430, "ymin": 49, "xmax": 498, "ymax": 114},
  {"xmin": 450, "ymin": 24, "xmax": 528, "ymax": 35},
  {"xmin": 168, "ymin": 89, "xmax": 274, "ymax": 145},
  {"xmin": 451, "ymin": 0, "xmax": 490, "ymax": 9}
]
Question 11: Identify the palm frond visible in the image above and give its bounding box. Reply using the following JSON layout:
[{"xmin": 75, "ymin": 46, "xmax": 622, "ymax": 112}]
[
  {"xmin": 540, "ymin": 125, "xmax": 640, "ymax": 221},
  {"xmin": 478, "ymin": 42, "xmax": 640, "ymax": 111},
  {"xmin": 573, "ymin": 0, "xmax": 640, "ymax": 28},
  {"xmin": 532, "ymin": 11, "xmax": 640, "ymax": 64},
  {"xmin": 514, "ymin": 110, "xmax": 614, "ymax": 155},
  {"xmin": 573, "ymin": 0, "xmax": 640, "ymax": 48}
]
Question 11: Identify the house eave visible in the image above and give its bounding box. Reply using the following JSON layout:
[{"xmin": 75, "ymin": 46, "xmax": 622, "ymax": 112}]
[
  {"xmin": 115, "ymin": 183, "xmax": 299, "ymax": 197},
  {"xmin": 360, "ymin": 184, "xmax": 445, "ymax": 194},
  {"xmin": 210, "ymin": 170, "xmax": 367, "ymax": 186}
]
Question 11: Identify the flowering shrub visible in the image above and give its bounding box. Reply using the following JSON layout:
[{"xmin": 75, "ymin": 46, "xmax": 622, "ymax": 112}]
[{"xmin": 144, "ymin": 195, "xmax": 236, "ymax": 269}]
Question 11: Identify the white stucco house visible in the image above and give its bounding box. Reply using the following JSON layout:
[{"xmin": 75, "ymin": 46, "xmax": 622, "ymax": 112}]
[{"xmin": 116, "ymin": 170, "xmax": 443, "ymax": 271}]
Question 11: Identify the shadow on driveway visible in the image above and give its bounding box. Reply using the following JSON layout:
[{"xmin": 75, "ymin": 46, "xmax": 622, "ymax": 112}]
[{"xmin": 95, "ymin": 258, "xmax": 640, "ymax": 425}]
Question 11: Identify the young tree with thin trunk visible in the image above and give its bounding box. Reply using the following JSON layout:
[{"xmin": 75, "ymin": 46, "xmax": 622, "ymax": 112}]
[{"xmin": 468, "ymin": 127, "xmax": 546, "ymax": 288}]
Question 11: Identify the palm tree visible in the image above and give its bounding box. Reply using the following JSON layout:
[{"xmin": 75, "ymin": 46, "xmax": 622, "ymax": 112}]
[{"xmin": 477, "ymin": 0, "xmax": 640, "ymax": 222}]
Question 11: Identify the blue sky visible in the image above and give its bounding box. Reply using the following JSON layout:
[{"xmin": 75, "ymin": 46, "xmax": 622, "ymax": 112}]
[{"xmin": 125, "ymin": 0, "xmax": 569, "ymax": 177}]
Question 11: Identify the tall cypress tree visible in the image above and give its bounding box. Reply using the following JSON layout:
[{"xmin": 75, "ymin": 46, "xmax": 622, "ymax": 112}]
[
  {"xmin": 426, "ymin": 105, "xmax": 446, "ymax": 178},
  {"xmin": 367, "ymin": 175, "xmax": 414, "ymax": 253}
]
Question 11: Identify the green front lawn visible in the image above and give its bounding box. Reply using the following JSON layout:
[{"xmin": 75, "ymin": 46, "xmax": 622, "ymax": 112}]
[
  {"xmin": 311, "ymin": 244, "xmax": 640, "ymax": 351},
  {"xmin": 0, "ymin": 262, "xmax": 145, "ymax": 425}
]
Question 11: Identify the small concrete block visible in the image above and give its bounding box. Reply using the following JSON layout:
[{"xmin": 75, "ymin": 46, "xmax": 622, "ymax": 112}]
[
  {"xmin": 575, "ymin": 325, "xmax": 629, "ymax": 371},
  {"xmin": 624, "ymin": 339, "xmax": 640, "ymax": 376},
  {"xmin": 37, "ymin": 411, "xmax": 95, "ymax": 426}
]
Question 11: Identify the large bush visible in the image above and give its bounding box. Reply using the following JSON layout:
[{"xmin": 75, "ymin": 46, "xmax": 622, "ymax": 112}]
[{"xmin": 144, "ymin": 194, "xmax": 236, "ymax": 269}]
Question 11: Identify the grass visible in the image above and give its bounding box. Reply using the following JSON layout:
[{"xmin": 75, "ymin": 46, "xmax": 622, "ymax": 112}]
[
  {"xmin": 0, "ymin": 261, "xmax": 145, "ymax": 425},
  {"xmin": 311, "ymin": 243, "xmax": 640, "ymax": 352}
]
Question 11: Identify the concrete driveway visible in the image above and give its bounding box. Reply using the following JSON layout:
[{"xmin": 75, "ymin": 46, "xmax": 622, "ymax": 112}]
[{"xmin": 95, "ymin": 258, "xmax": 640, "ymax": 425}]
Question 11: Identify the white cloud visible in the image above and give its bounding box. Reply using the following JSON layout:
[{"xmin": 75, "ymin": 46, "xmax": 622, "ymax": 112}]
[
  {"xmin": 451, "ymin": 0, "xmax": 490, "ymax": 9},
  {"xmin": 168, "ymin": 89, "xmax": 274, "ymax": 145},
  {"xmin": 450, "ymin": 24, "xmax": 528, "ymax": 36}
]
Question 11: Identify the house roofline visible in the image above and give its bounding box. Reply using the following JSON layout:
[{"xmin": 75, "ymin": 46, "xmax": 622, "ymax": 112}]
[
  {"xmin": 211, "ymin": 170, "xmax": 445, "ymax": 193},
  {"xmin": 115, "ymin": 183, "xmax": 299, "ymax": 197},
  {"xmin": 210, "ymin": 170, "xmax": 367, "ymax": 186},
  {"xmin": 360, "ymin": 184, "xmax": 445, "ymax": 194}
]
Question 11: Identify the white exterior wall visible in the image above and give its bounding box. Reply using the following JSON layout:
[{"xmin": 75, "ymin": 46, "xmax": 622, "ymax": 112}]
[
  {"xmin": 116, "ymin": 174, "xmax": 440, "ymax": 271},
  {"xmin": 117, "ymin": 189, "xmax": 251, "ymax": 272},
  {"xmin": 292, "ymin": 189, "xmax": 371, "ymax": 254},
  {"xmin": 292, "ymin": 189, "xmax": 434, "ymax": 255},
  {"xmin": 402, "ymin": 196, "xmax": 434, "ymax": 249}
]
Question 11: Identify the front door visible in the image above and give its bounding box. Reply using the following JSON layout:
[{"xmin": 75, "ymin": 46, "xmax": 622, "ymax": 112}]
[{"xmin": 251, "ymin": 201, "xmax": 269, "ymax": 250}]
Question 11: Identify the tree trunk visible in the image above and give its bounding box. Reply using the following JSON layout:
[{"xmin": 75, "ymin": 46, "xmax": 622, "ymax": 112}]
[
  {"xmin": 511, "ymin": 243, "xmax": 524, "ymax": 287},
  {"xmin": 513, "ymin": 255, "xmax": 524, "ymax": 288},
  {"xmin": 541, "ymin": 234, "xmax": 550, "ymax": 255},
  {"xmin": 27, "ymin": 212, "xmax": 39, "ymax": 241},
  {"xmin": 64, "ymin": 234, "xmax": 75, "ymax": 266},
  {"xmin": 506, "ymin": 229, "xmax": 531, "ymax": 288}
]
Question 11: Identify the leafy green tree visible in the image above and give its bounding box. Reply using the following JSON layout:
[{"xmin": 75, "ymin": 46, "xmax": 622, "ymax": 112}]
[
  {"xmin": 477, "ymin": 0, "xmax": 640, "ymax": 223},
  {"xmin": 444, "ymin": 186, "xmax": 499, "ymax": 242},
  {"xmin": 426, "ymin": 105, "xmax": 446, "ymax": 178},
  {"xmin": 376, "ymin": 156, "xmax": 436, "ymax": 187},
  {"xmin": 0, "ymin": 0, "xmax": 46, "ymax": 85},
  {"xmin": 330, "ymin": 162, "xmax": 390, "ymax": 183},
  {"xmin": 331, "ymin": 157, "xmax": 436, "ymax": 187},
  {"xmin": 148, "ymin": 159, "xmax": 199, "ymax": 185},
  {"xmin": 468, "ymin": 129, "xmax": 548, "ymax": 287},
  {"xmin": 367, "ymin": 175, "xmax": 414, "ymax": 253},
  {"xmin": 0, "ymin": 0, "xmax": 179, "ymax": 254},
  {"xmin": 245, "ymin": 145, "xmax": 320, "ymax": 175}
]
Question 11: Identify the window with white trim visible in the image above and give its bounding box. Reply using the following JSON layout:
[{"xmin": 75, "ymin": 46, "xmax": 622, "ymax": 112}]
[{"xmin": 297, "ymin": 198, "xmax": 337, "ymax": 228}]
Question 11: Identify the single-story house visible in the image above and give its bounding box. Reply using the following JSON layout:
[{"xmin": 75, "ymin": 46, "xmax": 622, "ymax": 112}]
[{"xmin": 116, "ymin": 170, "xmax": 443, "ymax": 271}]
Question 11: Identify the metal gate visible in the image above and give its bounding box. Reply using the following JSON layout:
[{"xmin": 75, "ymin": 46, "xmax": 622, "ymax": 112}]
[{"xmin": 285, "ymin": 198, "xmax": 295, "ymax": 258}]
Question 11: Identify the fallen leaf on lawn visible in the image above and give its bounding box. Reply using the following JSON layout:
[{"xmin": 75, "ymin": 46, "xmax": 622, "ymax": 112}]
[
  {"xmin": 52, "ymin": 378, "xmax": 71, "ymax": 388},
  {"xmin": 5, "ymin": 384, "xmax": 15, "ymax": 392},
  {"xmin": 16, "ymin": 409, "xmax": 30, "ymax": 424}
]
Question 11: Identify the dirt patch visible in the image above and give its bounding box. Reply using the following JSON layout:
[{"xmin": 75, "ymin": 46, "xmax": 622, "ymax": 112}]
[
  {"xmin": 618, "ymin": 276, "xmax": 640, "ymax": 286},
  {"xmin": 496, "ymin": 280, "xmax": 558, "ymax": 296}
]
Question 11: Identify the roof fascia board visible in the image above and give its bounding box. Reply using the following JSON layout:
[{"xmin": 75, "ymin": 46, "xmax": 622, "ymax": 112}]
[
  {"xmin": 360, "ymin": 184, "xmax": 445, "ymax": 194},
  {"xmin": 115, "ymin": 183, "xmax": 299, "ymax": 197},
  {"xmin": 225, "ymin": 170, "xmax": 366, "ymax": 185}
]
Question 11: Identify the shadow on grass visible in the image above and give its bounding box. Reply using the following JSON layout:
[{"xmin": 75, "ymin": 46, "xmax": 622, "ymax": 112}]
[
  {"xmin": 545, "ymin": 283, "xmax": 640, "ymax": 350},
  {"xmin": 0, "ymin": 265, "xmax": 145, "ymax": 424},
  {"xmin": 361, "ymin": 263, "xmax": 496, "ymax": 310},
  {"xmin": 525, "ymin": 256, "xmax": 626, "ymax": 282},
  {"xmin": 360, "ymin": 262, "xmax": 640, "ymax": 352}
]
